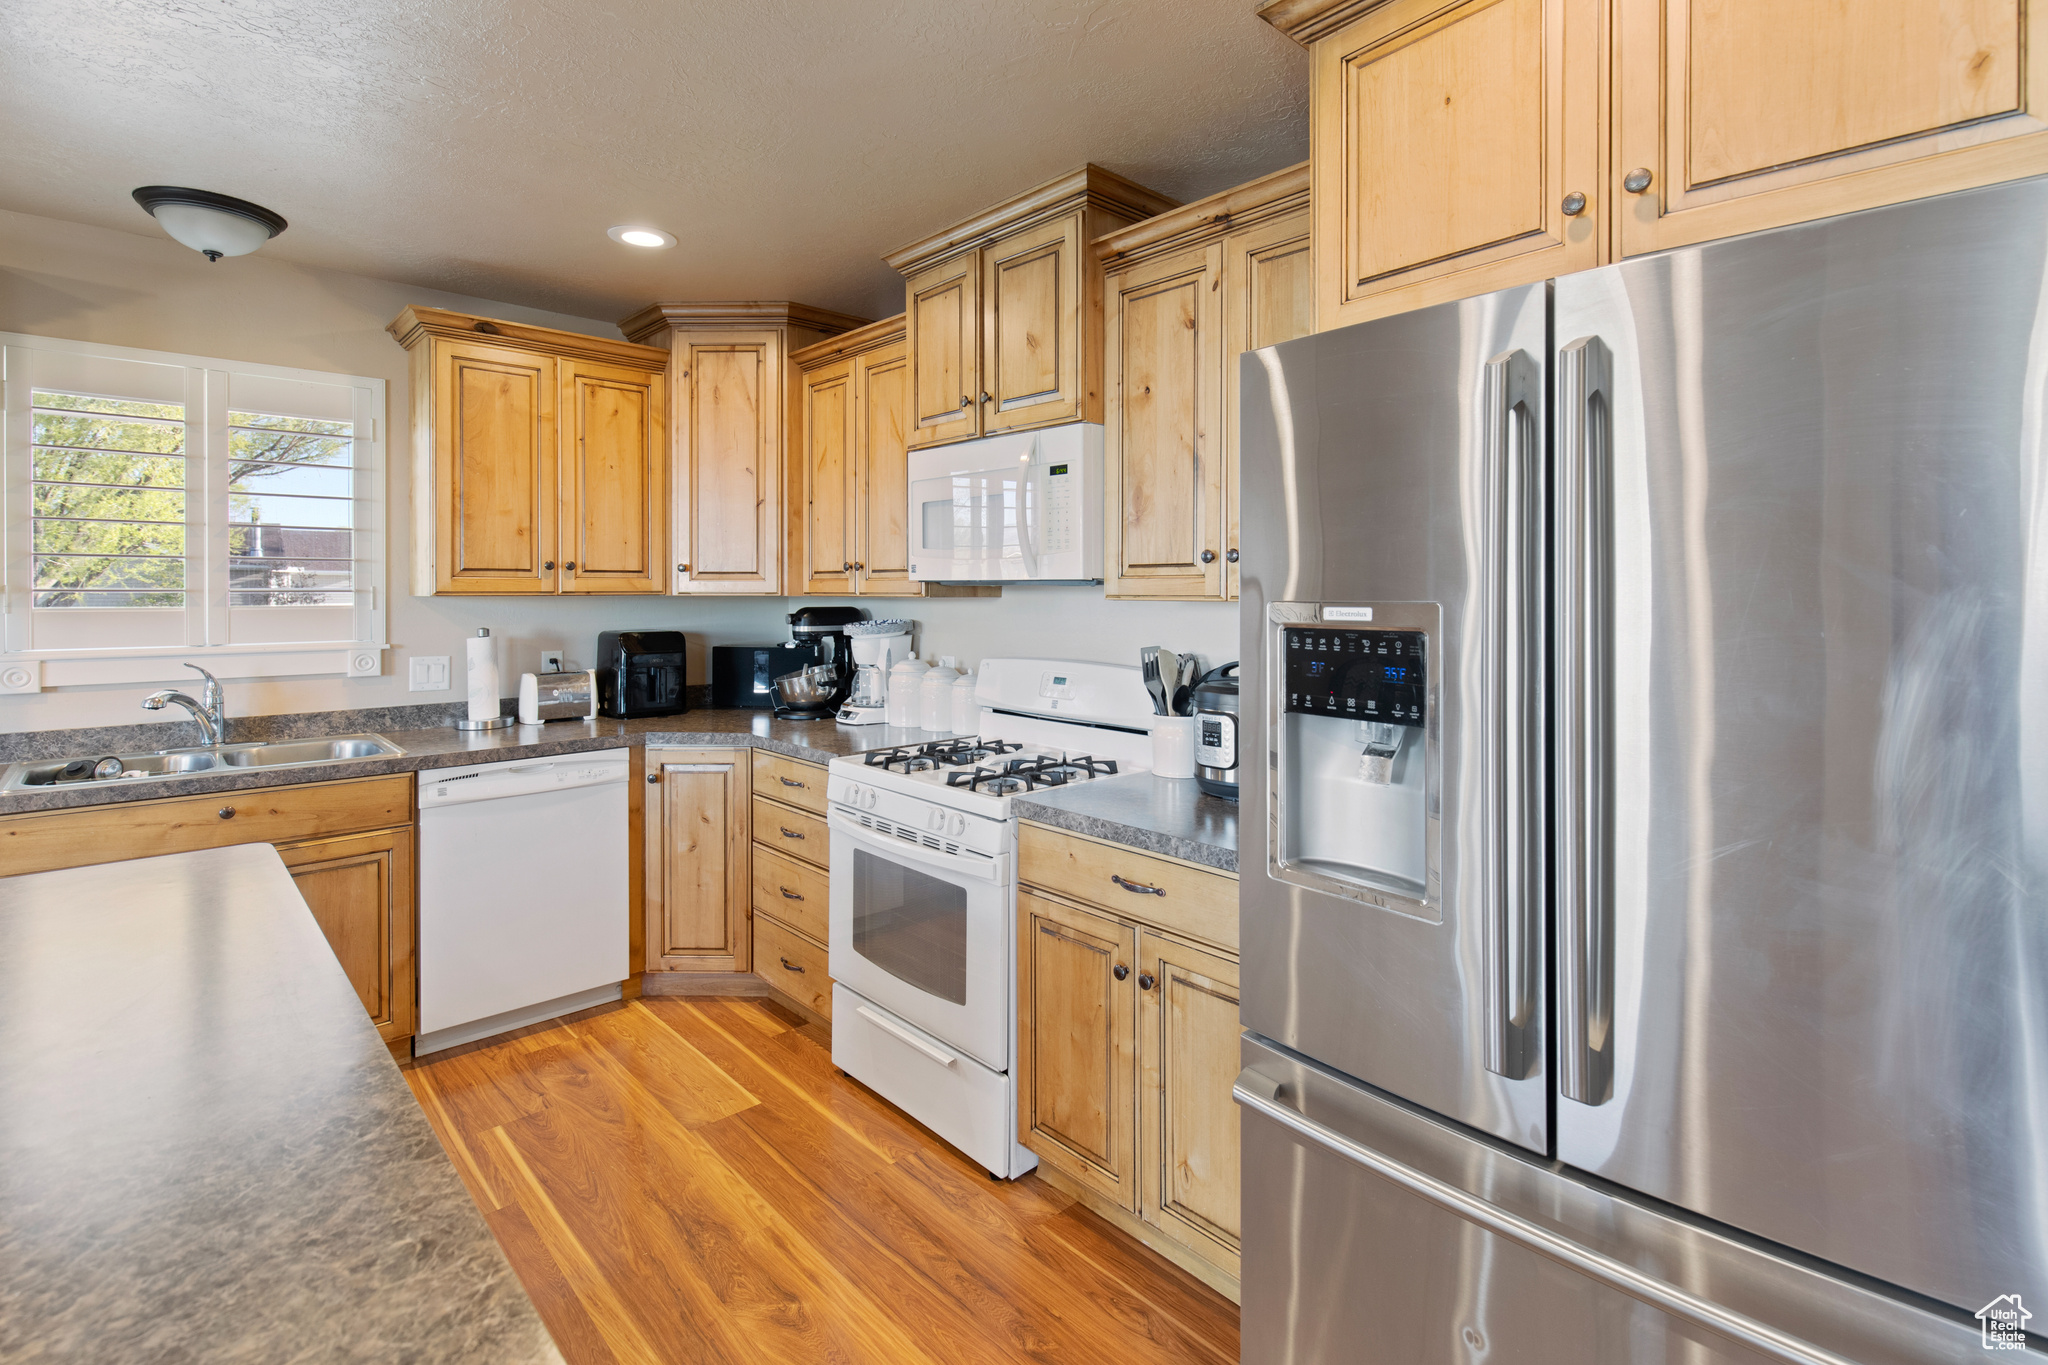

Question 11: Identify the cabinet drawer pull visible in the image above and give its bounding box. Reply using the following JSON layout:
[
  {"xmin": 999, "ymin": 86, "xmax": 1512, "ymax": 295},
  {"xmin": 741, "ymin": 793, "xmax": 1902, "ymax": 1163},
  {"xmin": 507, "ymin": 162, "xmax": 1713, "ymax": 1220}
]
[
  {"xmin": 1138, "ymin": 973, "xmax": 1157, "ymax": 991},
  {"xmin": 779, "ymin": 776, "xmax": 807, "ymax": 789},
  {"xmin": 1113, "ymin": 963, "xmax": 1130, "ymax": 981},
  {"xmin": 1111, "ymin": 874, "xmax": 1164, "ymax": 895},
  {"xmin": 780, "ymin": 826, "xmax": 805, "ymax": 840},
  {"xmin": 217, "ymin": 806, "xmax": 236, "ymax": 820},
  {"xmin": 779, "ymin": 956, "xmax": 806, "ymax": 974},
  {"xmin": 780, "ymin": 886, "xmax": 804, "ymax": 900}
]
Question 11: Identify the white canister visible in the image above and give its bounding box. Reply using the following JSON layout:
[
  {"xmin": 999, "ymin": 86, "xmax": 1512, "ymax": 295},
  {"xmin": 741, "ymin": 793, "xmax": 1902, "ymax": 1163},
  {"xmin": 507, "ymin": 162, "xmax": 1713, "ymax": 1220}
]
[
  {"xmin": 1150, "ymin": 716, "xmax": 1198, "ymax": 779},
  {"xmin": 950, "ymin": 670, "xmax": 979, "ymax": 735},
  {"xmin": 886, "ymin": 658, "xmax": 928, "ymax": 728},
  {"xmin": 920, "ymin": 663, "xmax": 959, "ymax": 731}
]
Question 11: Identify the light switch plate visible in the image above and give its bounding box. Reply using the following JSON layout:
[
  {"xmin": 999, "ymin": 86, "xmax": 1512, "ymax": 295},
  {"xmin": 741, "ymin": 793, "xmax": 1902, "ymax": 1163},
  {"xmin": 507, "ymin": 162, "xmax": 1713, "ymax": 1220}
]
[
  {"xmin": 409, "ymin": 655, "xmax": 450, "ymax": 691},
  {"xmin": 540, "ymin": 650, "xmax": 565, "ymax": 672}
]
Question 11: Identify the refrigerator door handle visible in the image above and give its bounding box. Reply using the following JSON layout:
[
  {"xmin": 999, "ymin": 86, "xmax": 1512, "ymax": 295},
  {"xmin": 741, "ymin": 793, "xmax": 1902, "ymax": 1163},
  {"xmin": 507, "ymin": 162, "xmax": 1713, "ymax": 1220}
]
[
  {"xmin": 1556, "ymin": 335, "xmax": 1615, "ymax": 1106},
  {"xmin": 1480, "ymin": 348, "xmax": 1543, "ymax": 1080},
  {"xmin": 1233, "ymin": 1071, "xmax": 1861, "ymax": 1365}
]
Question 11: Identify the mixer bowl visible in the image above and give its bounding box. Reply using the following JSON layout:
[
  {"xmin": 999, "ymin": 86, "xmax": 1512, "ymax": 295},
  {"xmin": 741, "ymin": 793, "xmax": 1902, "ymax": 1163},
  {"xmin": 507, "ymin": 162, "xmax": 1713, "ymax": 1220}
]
[{"xmin": 772, "ymin": 664, "xmax": 840, "ymax": 709}]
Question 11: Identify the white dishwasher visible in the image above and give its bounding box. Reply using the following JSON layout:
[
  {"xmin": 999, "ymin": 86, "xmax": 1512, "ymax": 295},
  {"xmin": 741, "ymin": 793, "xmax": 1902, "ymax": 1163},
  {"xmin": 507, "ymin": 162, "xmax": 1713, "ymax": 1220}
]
[{"xmin": 416, "ymin": 748, "xmax": 629, "ymax": 1054}]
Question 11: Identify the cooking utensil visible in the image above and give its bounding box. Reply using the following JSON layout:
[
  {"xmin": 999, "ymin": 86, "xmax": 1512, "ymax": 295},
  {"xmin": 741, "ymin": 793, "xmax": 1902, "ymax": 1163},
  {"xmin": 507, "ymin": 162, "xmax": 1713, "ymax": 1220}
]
[
  {"xmin": 1140, "ymin": 647, "xmax": 1168, "ymax": 716},
  {"xmin": 772, "ymin": 664, "xmax": 840, "ymax": 710},
  {"xmin": 1156, "ymin": 649, "xmax": 1179, "ymax": 715},
  {"xmin": 1172, "ymin": 655, "xmax": 1200, "ymax": 716}
]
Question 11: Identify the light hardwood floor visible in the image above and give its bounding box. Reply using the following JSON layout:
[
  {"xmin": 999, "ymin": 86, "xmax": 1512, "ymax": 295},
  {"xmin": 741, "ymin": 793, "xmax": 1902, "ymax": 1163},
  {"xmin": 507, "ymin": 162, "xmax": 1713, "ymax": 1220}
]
[{"xmin": 404, "ymin": 995, "xmax": 1240, "ymax": 1365}]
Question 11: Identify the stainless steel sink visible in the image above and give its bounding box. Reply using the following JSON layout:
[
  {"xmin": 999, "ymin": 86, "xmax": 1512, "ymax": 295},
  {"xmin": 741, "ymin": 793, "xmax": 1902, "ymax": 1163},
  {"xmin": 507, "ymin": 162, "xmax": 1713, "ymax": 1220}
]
[{"xmin": 0, "ymin": 733, "xmax": 404, "ymax": 794}]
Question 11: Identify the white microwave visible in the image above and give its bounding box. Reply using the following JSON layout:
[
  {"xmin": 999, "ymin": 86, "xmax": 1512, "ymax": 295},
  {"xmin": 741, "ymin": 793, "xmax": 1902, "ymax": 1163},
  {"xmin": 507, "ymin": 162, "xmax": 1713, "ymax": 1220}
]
[{"xmin": 907, "ymin": 424, "xmax": 1103, "ymax": 584}]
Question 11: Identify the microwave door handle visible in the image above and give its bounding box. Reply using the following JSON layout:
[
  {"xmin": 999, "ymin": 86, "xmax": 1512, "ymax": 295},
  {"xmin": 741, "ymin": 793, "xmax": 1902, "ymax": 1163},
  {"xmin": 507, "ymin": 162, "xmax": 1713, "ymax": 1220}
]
[{"xmin": 1015, "ymin": 441, "xmax": 1041, "ymax": 577}]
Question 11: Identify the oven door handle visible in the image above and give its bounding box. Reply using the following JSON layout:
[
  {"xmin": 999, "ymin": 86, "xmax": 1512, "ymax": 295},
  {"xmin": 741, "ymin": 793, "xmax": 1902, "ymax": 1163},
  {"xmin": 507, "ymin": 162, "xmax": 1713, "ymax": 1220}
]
[{"xmin": 827, "ymin": 807, "xmax": 1006, "ymax": 884}]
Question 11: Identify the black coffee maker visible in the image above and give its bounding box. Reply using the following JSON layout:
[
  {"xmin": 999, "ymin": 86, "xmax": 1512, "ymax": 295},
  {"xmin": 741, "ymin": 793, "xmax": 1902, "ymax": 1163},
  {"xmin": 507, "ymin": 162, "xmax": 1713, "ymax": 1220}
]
[{"xmin": 774, "ymin": 606, "xmax": 863, "ymax": 719}]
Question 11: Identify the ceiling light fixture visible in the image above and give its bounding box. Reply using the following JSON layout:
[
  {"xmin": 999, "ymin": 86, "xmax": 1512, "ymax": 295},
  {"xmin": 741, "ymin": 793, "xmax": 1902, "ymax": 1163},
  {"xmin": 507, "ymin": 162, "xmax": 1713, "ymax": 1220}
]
[
  {"xmin": 607, "ymin": 225, "xmax": 675, "ymax": 249},
  {"xmin": 132, "ymin": 186, "xmax": 288, "ymax": 262}
]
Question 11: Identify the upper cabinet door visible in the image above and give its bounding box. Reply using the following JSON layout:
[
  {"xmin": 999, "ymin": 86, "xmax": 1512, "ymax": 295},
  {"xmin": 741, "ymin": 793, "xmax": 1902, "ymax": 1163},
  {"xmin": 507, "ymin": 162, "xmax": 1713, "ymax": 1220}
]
[
  {"xmin": 559, "ymin": 357, "xmax": 663, "ymax": 595},
  {"xmin": 1616, "ymin": 0, "xmax": 2048, "ymax": 254},
  {"xmin": 982, "ymin": 213, "xmax": 1084, "ymax": 434},
  {"xmin": 854, "ymin": 339, "xmax": 921, "ymax": 597},
  {"xmin": 1314, "ymin": 0, "xmax": 1604, "ymax": 328},
  {"xmin": 905, "ymin": 253, "xmax": 981, "ymax": 448},
  {"xmin": 1222, "ymin": 209, "xmax": 1314, "ymax": 601},
  {"xmin": 800, "ymin": 356, "xmax": 856, "ymax": 596},
  {"xmin": 677, "ymin": 338, "xmax": 781, "ymax": 594},
  {"xmin": 1105, "ymin": 242, "xmax": 1225, "ymax": 600},
  {"xmin": 433, "ymin": 341, "xmax": 557, "ymax": 594}
]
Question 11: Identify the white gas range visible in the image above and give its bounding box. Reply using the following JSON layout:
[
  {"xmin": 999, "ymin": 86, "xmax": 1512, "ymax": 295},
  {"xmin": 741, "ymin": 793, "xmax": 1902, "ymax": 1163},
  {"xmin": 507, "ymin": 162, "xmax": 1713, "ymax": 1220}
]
[{"xmin": 826, "ymin": 658, "xmax": 1156, "ymax": 1178}]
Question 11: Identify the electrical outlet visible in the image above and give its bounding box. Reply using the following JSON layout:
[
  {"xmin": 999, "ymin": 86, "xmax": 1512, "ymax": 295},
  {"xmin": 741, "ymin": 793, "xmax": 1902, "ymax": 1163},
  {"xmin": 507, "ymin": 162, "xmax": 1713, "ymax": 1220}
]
[
  {"xmin": 409, "ymin": 655, "xmax": 451, "ymax": 691},
  {"xmin": 540, "ymin": 649, "xmax": 566, "ymax": 673}
]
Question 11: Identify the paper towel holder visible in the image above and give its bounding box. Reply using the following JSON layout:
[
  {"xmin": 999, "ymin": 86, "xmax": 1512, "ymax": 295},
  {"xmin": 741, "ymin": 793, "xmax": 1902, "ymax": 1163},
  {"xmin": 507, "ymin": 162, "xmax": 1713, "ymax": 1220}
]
[{"xmin": 456, "ymin": 627, "xmax": 516, "ymax": 731}]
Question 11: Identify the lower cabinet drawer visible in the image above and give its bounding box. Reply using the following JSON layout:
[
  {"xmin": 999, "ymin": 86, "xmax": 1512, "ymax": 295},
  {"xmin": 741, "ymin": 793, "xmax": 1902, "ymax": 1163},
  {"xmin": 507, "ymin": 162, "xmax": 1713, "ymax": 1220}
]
[
  {"xmin": 753, "ymin": 796, "xmax": 827, "ymax": 870},
  {"xmin": 0, "ymin": 775, "xmax": 414, "ymax": 879},
  {"xmin": 751, "ymin": 750, "xmax": 827, "ymax": 816},
  {"xmin": 756, "ymin": 913, "xmax": 832, "ymax": 1020},
  {"xmin": 752, "ymin": 843, "xmax": 829, "ymax": 942}
]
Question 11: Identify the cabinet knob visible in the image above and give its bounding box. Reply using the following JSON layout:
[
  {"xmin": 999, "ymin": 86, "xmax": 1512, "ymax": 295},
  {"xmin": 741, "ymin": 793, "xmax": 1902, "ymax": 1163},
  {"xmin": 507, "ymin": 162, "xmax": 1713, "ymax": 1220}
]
[
  {"xmin": 1623, "ymin": 168, "xmax": 1654, "ymax": 194},
  {"xmin": 1137, "ymin": 973, "xmax": 1157, "ymax": 991},
  {"xmin": 980, "ymin": 391, "xmax": 992, "ymax": 404},
  {"xmin": 1561, "ymin": 191, "xmax": 1587, "ymax": 217},
  {"xmin": 843, "ymin": 562, "xmax": 854, "ymax": 573},
  {"xmin": 543, "ymin": 561, "xmax": 555, "ymax": 571},
  {"xmin": 217, "ymin": 806, "xmax": 236, "ymax": 820},
  {"xmin": 564, "ymin": 561, "xmax": 575, "ymax": 571},
  {"xmin": 1226, "ymin": 548, "xmax": 1240, "ymax": 564},
  {"xmin": 852, "ymin": 562, "xmax": 864, "ymax": 572},
  {"xmin": 960, "ymin": 394, "xmax": 971, "ymax": 408},
  {"xmin": 677, "ymin": 563, "xmax": 690, "ymax": 574},
  {"xmin": 647, "ymin": 773, "xmax": 659, "ymax": 784},
  {"xmin": 1113, "ymin": 963, "xmax": 1130, "ymax": 981},
  {"xmin": 1200, "ymin": 549, "xmax": 1216, "ymax": 564}
]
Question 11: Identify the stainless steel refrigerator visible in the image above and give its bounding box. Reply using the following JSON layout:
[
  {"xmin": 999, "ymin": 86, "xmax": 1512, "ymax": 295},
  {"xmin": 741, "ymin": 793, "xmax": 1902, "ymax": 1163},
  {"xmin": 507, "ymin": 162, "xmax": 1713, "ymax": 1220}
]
[{"xmin": 1235, "ymin": 176, "xmax": 2048, "ymax": 1364}]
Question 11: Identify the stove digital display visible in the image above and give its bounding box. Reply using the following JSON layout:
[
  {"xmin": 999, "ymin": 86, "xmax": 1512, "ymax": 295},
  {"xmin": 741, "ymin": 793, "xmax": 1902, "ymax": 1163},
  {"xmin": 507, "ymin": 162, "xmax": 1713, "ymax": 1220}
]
[{"xmin": 1283, "ymin": 627, "xmax": 1427, "ymax": 727}]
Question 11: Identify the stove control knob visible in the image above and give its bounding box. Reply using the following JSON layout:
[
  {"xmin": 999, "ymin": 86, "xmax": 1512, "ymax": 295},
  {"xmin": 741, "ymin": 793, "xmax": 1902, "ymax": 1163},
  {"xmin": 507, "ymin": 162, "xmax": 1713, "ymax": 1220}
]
[
  {"xmin": 845, "ymin": 784, "xmax": 861, "ymax": 806},
  {"xmin": 929, "ymin": 808, "xmax": 946, "ymax": 830},
  {"xmin": 949, "ymin": 813, "xmax": 966, "ymax": 837},
  {"xmin": 863, "ymin": 789, "xmax": 878, "ymax": 810}
]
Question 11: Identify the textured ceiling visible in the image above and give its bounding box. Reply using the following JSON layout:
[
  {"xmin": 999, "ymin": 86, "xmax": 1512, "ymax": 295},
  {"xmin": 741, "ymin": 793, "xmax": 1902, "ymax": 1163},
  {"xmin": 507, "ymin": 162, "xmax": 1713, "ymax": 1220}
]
[{"xmin": 1, "ymin": 0, "xmax": 1308, "ymax": 325}]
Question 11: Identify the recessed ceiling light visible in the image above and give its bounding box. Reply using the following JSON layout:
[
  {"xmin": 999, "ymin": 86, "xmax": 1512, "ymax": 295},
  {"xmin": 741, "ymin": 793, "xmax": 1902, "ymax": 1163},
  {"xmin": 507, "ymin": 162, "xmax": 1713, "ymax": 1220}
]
[{"xmin": 607, "ymin": 226, "xmax": 675, "ymax": 249}]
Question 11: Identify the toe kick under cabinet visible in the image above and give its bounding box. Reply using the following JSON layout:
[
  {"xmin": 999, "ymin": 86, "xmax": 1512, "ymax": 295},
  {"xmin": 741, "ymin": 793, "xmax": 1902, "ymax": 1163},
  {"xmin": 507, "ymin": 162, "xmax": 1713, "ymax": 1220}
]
[
  {"xmin": 1017, "ymin": 822, "xmax": 1242, "ymax": 1299},
  {"xmin": 0, "ymin": 776, "xmax": 417, "ymax": 1055}
]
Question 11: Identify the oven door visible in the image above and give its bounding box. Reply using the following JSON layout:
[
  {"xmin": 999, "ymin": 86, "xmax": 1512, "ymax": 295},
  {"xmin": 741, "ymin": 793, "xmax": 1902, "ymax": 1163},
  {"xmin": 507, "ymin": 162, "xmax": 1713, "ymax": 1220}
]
[{"xmin": 828, "ymin": 807, "xmax": 1010, "ymax": 1070}]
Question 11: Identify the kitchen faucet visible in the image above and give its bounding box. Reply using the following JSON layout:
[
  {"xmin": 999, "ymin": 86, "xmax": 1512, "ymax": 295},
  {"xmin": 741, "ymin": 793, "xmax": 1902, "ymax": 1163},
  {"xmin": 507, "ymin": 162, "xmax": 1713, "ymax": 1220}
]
[{"xmin": 141, "ymin": 664, "xmax": 227, "ymax": 747}]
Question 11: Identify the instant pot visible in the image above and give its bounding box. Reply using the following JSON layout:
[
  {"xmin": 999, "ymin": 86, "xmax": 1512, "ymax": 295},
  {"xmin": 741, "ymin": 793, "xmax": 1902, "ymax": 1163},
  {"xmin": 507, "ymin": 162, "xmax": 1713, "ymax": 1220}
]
[{"xmin": 1191, "ymin": 662, "xmax": 1239, "ymax": 800}]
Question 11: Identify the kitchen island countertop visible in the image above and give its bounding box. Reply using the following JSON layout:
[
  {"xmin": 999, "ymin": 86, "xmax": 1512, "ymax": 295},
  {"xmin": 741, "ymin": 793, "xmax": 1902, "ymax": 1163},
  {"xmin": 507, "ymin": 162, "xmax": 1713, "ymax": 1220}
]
[
  {"xmin": 0, "ymin": 844, "xmax": 561, "ymax": 1364},
  {"xmin": 1014, "ymin": 772, "xmax": 1239, "ymax": 873}
]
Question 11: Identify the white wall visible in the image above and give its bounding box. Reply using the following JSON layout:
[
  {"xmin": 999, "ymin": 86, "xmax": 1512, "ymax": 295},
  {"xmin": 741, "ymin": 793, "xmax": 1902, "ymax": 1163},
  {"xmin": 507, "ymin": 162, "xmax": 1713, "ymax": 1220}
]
[{"xmin": 0, "ymin": 206, "xmax": 1239, "ymax": 734}]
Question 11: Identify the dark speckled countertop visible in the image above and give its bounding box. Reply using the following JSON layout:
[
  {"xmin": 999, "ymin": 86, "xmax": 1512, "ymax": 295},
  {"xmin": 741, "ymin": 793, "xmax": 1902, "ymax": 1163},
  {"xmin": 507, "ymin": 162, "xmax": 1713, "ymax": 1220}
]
[
  {"xmin": 1013, "ymin": 772, "xmax": 1240, "ymax": 873},
  {"xmin": 0, "ymin": 708, "xmax": 942, "ymax": 816},
  {"xmin": 0, "ymin": 844, "xmax": 561, "ymax": 1364}
]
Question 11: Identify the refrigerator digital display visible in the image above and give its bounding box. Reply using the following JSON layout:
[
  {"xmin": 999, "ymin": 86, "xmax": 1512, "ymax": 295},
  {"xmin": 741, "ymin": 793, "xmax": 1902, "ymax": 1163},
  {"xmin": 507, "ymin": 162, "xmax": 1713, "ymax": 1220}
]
[{"xmin": 1283, "ymin": 627, "xmax": 1426, "ymax": 727}]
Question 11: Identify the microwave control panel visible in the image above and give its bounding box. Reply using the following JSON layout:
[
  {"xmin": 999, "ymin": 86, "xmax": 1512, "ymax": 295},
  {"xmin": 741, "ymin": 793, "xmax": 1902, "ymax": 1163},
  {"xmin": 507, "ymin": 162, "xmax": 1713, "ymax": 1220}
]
[
  {"xmin": 1283, "ymin": 627, "xmax": 1427, "ymax": 728},
  {"xmin": 1041, "ymin": 462, "xmax": 1075, "ymax": 554}
]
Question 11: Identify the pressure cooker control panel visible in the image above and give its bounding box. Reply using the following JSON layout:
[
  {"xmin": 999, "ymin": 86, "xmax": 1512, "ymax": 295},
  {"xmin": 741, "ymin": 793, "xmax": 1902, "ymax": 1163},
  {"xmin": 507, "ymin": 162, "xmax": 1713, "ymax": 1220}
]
[{"xmin": 1284, "ymin": 628, "xmax": 1427, "ymax": 728}]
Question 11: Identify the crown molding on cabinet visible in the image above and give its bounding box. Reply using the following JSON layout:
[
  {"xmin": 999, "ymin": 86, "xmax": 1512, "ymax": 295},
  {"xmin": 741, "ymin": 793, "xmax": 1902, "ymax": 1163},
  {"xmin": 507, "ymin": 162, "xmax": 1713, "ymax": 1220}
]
[
  {"xmin": 385, "ymin": 305, "xmax": 668, "ymax": 370},
  {"xmin": 788, "ymin": 313, "xmax": 907, "ymax": 368},
  {"xmin": 617, "ymin": 301, "xmax": 871, "ymax": 345},
  {"xmin": 1094, "ymin": 161, "xmax": 1311, "ymax": 265},
  {"xmin": 1256, "ymin": 0, "xmax": 1394, "ymax": 44},
  {"xmin": 882, "ymin": 164, "xmax": 1181, "ymax": 275}
]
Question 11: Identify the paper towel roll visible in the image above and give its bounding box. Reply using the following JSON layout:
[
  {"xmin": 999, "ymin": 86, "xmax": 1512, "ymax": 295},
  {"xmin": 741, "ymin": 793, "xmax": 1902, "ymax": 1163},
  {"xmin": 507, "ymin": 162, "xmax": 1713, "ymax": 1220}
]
[{"xmin": 466, "ymin": 630, "xmax": 499, "ymax": 722}]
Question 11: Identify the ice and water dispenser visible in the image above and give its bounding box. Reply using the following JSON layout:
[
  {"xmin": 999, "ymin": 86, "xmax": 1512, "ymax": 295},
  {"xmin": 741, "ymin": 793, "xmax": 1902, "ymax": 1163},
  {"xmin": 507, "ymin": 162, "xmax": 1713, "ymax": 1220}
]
[{"xmin": 1271, "ymin": 606, "xmax": 1435, "ymax": 910}]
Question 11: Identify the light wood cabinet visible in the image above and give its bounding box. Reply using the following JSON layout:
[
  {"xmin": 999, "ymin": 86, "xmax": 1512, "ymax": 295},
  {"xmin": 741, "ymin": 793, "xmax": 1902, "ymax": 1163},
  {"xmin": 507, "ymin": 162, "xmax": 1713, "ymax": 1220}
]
[
  {"xmin": 886, "ymin": 165, "xmax": 1178, "ymax": 450},
  {"xmin": 278, "ymin": 827, "xmax": 417, "ymax": 1047},
  {"xmin": 619, "ymin": 304, "xmax": 866, "ymax": 596},
  {"xmin": 1019, "ymin": 888, "xmax": 1138, "ymax": 1210},
  {"xmin": 749, "ymin": 750, "xmax": 834, "ymax": 1025},
  {"xmin": 1614, "ymin": 0, "xmax": 2048, "ymax": 255},
  {"xmin": 791, "ymin": 317, "xmax": 925, "ymax": 597},
  {"xmin": 388, "ymin": 306, "xmax": 668, "ymax": 596},
  {"xmin": 1017, "ymin": 823, "xmax": 1241, "ymax": 1297},
  {"xmin": 1265, "ymin": 0, "xmax": 2048, "ymax": 324},
  {"xmin": 1098, "ymin": 164, "xmax": 1312, "ymax": 601},
  {"xmin": 645, "ymin": 747, "xmax": 751, "ymax": 973},
  {"xmin": 0, "ymin": 775, "xmax": 419, "ymax": 1053}
]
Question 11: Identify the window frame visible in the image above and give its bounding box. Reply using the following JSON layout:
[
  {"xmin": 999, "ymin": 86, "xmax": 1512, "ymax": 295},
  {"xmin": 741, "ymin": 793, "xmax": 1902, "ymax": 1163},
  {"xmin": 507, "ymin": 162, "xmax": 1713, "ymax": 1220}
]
[{"xmin": 1, "ymin": 332, "xmax": 387, "ymax": 693}]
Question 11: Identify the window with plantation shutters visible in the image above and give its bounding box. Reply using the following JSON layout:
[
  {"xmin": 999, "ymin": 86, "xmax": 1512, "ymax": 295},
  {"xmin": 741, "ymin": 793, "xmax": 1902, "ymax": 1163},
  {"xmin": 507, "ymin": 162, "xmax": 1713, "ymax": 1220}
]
[{"xmin": 2, "ymin": 333, "xmax": 386, "ymax": 687}]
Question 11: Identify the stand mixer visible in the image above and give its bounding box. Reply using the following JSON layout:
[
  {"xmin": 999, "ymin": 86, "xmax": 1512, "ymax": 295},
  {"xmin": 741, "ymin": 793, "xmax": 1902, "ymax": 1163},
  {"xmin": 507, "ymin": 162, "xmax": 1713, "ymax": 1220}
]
[{"xmin": 838, "ymin": 620, "xmax": 911, "ymax": 725}]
